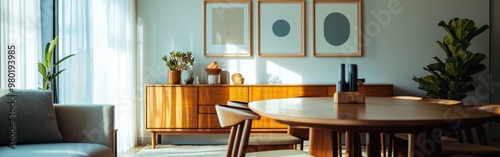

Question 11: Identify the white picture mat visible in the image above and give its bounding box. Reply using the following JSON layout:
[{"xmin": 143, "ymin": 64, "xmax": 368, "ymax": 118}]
[
  {"xmin": 206, "ymin": 3, "xmax": 249, "ymax": 55},
  {"xmin": 260, "ymin": 3, "xmax": 302, "ymax": 54}
]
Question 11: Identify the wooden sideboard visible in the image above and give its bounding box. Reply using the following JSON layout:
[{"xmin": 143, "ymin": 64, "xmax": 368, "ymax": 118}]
[{"xmin": 145, "ymin": 84, "xmax": 393, "ymax": 148}]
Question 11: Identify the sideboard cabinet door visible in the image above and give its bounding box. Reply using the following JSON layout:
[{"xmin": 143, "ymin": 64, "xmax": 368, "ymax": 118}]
[{"xmin": 145, "ymin": 86, "xmax": 198, "ymax": 129}]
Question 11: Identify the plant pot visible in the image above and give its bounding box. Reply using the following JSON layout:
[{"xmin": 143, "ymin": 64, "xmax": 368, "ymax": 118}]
[{"xmin": 168, "ymin": 70, "xmax": 181, "ymax": 84}]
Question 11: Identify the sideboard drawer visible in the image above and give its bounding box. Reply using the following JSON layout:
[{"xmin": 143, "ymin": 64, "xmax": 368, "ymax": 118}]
[
  {"xmin": 198, "ymin": 113, "xmax": 222, "ymax": 128},
  {"xmin": 198, "ymin": 86, "xmax": 249, "ymax": 105},
  {"xmin": 250, "ymin": 86, "xmax": 329, "ymax": 101}
]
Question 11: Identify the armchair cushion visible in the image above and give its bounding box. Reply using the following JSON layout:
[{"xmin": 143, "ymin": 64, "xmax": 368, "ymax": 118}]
[
  {"xmin": 0, "ymin": 143, "xmax": 112, "ymax": 157},
  {"xmin": 0, "ymin": 89, "xmax": 62, "ymax": 146},
  {"xmin": 54, "ymin": 104, "xmax": 115, "ymax": 150}
]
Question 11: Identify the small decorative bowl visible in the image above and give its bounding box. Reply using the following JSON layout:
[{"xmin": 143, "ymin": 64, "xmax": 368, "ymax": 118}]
[
  {"xmin": 234, "ymin": 77, "xmax": 244, "ymax": 85},
  {"xmin": 232, "ymin": 73, "xmax": 244, "ymax": 84},
  {"xmin": 205, "ymin": 68, "xmax": 222, "ymax": 75}
]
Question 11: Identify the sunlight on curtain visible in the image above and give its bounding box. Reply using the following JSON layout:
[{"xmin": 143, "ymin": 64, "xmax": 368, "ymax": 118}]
[
  {"xmin": 57, "ymin": 0, "xmax": 136, "ymax": 153},
  {"xmin": 0, "ymin": 0, "xmax": 40, "ymax": 89}
]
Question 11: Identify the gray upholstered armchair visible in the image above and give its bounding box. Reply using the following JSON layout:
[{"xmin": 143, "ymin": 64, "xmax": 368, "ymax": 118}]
[{"xmin": 0, "ymin": 89, "xmax": 116, "ymax": 157}]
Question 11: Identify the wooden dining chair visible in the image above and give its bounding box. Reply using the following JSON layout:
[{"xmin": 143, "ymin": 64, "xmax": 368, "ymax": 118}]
[
  {"xmin": 443, "ymin": 104, "xmax": 500, "ymax": 157},
  {"xmin": 215, "ymin": 104, "xmax": 313, "ymax": 157},
  {"xmin": 226, "ymin": 101, "xmax": 304, "ymax": 151},
  {"xmin": 239, "ymin": 99, "xmax": 312, "ymax": 152},
  {"xmin": 458, "ymin": 104, "xmax": 500, "ymax": 144},
  {"xmin": 394, "ymin": 100, "xmax": 500, "ymax": 157}
]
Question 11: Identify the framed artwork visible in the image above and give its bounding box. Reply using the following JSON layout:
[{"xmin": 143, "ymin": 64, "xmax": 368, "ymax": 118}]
[
  {"xmin": 313, "ymin": 0, "xmax": 363, "ymax": 57},
  {"xmin": 204, "ymin": 0, "xmax": 252, "ymax": 57},
  {"xmin": 258, "ymin": 0, "xmax": 305, "ymax": 57}
]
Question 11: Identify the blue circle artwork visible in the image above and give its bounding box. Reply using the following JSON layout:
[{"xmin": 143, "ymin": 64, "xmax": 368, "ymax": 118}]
[
  {"xmin": 324, "ymin": 12, "xmax": 350, "ymax": 46},
  {"xmin": 272, "ymin": 19, "xmax": 290, "ymax": 37}
]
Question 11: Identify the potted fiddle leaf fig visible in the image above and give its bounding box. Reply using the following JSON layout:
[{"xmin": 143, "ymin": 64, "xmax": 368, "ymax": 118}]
[
  {"xmin": 38, "ymin": 36, "xmax": 76, "ymax": 90},
  {"xmin": 162, "ymin": 51, "xmax": 195, "ymax": 84},
  {"xmin": 413, "ymin": 18, "xmax": 489, "ymax": 101}
]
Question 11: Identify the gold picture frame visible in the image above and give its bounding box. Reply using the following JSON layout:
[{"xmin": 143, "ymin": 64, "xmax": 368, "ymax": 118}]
[
  {"xmin": 313, "ymin": 0, "xmax": 363, "ymax": 57},
  {"xmin": 258, "ymin": 0, "xmax": 305, "ymax": 57},
  {"xmin": 204, "ymin": 0, "xmax": 252, "ymax": 57}
]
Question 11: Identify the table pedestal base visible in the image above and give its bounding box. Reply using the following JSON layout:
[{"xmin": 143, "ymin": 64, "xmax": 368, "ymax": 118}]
[{"xmin": 310, "ymin": 128, "xmax": 338, "ymax": 157}]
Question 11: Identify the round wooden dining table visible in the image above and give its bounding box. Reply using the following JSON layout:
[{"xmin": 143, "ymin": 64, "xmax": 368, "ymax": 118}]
[{"xmin": 248, "ymin": 97, "xmax": 500, "ymax": 157}]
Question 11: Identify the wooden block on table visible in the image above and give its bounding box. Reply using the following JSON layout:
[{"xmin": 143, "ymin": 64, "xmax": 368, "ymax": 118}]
[{"xmin": 334, "ymin": 92, "xmax": 366, "ymax": 104}]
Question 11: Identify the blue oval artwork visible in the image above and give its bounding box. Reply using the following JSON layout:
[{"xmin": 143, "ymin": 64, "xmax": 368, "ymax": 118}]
[
  {"xmin": 324, "ymin": 12, "xmax": 350, "ymax": 46},
  {"xmin": 272, "ymin": 19, "xmax": 290, "ymax": 37}
]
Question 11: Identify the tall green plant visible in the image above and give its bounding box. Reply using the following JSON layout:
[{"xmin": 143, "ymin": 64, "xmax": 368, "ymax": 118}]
[
  {"xmin": 38, "ymin": 36, "xmax": 76, "ymax": 90},
  {"xmin": 413, "ymin": 18, "xmax": 489, "ymax": 100}
]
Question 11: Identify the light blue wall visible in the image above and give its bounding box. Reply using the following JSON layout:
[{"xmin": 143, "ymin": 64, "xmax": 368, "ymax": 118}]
[
  {"xmin": 136, "ymin": 0, "xmax": 491, "ymax": 144},
  {"xmin": 138, "ymin": 0, "xmax": 490, "ymax": 95}
]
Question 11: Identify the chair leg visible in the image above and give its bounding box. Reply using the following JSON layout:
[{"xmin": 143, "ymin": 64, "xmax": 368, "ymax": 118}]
[
  {"xmin": 367, "ymin": 133, "xmax": 381, "ymax": 157},
  {"xmin": 408, "ymin": 133, "xmax": 415, "ymax": 157},
  {"xmin": 476, "ymin": 125, "xmax": 488, "ymax": 145},
  {"xmin": 354, "ymin": 132, "xmax": 362, "ymax": 157},
  {"xmin": 465, "ymin": 128, "xmax": 474, "ymax": 144},
  {"xmin": 388, "ymin": 133, "xmax": 394, "ymax": 157},
  {"xmin": 331, "ymin": 131, "xmax": 339, "ymax": 157},
  {"xmin": 381, "ymin": 133, "xmax": 386, "ymax": 157},
  {"xmin": 456, "ymin": 130, "xmax": 464, "ymax": 143},
  {"xmin": 338, "ymin": 132, "xmax": 343, "ymax": 157},
  {"xmin": 346, "ymin": 132, "xmax": 354, "ymax": 157},
  {"xmin": 300, "ymin": 140, "xmax": 304, "ymax": 150}
]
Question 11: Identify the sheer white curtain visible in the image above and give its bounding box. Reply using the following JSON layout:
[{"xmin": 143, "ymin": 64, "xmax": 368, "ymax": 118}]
[
  {"xmin": 0, "ymin": 0, "xmax": 40, "ymax": 89},
  {"xmin": 58, "ymin": 0, "xmax": 136, "ymax": 153}
]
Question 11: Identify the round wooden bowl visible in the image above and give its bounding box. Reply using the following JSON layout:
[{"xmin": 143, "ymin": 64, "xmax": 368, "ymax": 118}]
[{"xmin": 205, "ymin": 68, "xmax": 222, "ymax": 75}]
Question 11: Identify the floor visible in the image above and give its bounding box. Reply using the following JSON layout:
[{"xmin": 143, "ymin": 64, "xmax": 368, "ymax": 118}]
[
  {"xmin": 119, "ymin": 146, "xmax": 144, "ymax": 157},
  {"xmin": 118, "ymin": 140, "xmax": 500, "ymax": 157}
]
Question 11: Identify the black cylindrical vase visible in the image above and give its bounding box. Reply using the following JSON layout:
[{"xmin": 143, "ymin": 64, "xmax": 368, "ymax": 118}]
[
  {"xmin": 348, "ymin": 64, "xmax": 358, "ymax": 92},
  {"xmin": 337, "ymin": 64, "xmax": 348, "ymax": 92}
]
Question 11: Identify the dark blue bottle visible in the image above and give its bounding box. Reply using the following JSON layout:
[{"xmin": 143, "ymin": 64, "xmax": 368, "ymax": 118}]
[
  {"xmin": 337, "ymin": 64, "xmax": 348, "ymax": 92},
  {"xmin": 348, "ymin": 64, "xmax": 358, "ymax": 92}
]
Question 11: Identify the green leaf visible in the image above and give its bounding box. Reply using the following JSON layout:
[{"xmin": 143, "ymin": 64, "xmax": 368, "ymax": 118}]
[
  {"xmin": 445, "ymin": 62, "xmax": 457, "ymax": 77},
  {"xmin": 54, "ymin": 54, "xmax": 76, "ymax": 67},
  {"xmin": 44, "ymin": 42, "xmax": 50, "ymax": 60},
  {"xmin": 38, "ymin": 62, "xmax": 47, "ymax": 78},
  {"xmin": 438, "ymin": 21, "xmax": 453, "ymax": 37},
  {"xmin": 51, "ymin": 69, "xmax": 66, "ymax": 81},
  {"xmin": 45, "ymin": 36, "xmax": 59, "ymax": 69},
  {"xmin": 468, "ymin": 25, "xmax": 489, "ymax": 40}
]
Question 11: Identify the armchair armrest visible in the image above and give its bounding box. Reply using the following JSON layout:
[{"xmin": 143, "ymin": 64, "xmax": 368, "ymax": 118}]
[{"xmin": 54, "ymin": 104, "xmax": 115, "ymax": 152}]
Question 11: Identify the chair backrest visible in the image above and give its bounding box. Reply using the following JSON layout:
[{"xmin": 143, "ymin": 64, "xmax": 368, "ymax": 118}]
[
  {"xmin": 216, "ymin": 104, "xmax": 260, "ymax": 157},
  {"xmin": 227, "ymin": 101, "xmax": 249, "ymax": 109},
  {"xmin": 421, "ymin": 99, "xmax": 477, "ymax": 144},
  {"xmin": 458, "ymin": 104, "xmax": 500, "ymax": 145}
]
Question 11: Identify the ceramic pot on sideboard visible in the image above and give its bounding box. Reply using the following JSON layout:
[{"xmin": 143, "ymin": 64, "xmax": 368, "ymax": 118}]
[{"xmin": 168, "ymin": 70, "xmax": 181, "ymax": 84}]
